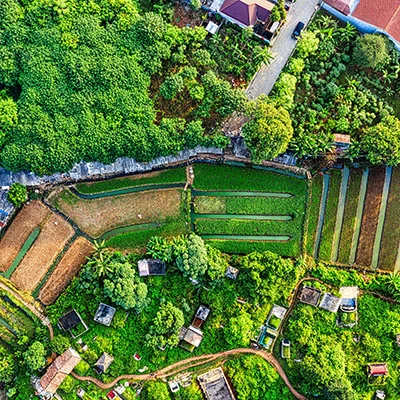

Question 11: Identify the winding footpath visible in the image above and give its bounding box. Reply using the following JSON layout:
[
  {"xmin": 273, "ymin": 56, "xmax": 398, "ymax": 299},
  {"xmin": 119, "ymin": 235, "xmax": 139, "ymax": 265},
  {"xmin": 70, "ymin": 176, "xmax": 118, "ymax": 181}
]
[
  {"xmin": 0, "ymin": 281, "xmax": 54, "ymax": 339},
  {"xmin": 72, "ymin": 348, "xmax": 309, "ymax": 400}
]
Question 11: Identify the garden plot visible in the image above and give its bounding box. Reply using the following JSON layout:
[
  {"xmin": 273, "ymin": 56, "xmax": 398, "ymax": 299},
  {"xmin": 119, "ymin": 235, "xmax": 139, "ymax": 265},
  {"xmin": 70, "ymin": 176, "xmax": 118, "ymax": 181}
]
[
  {"xmin": 11, "ymin": 213, "xmax": 74, "ymax": 292},
  {"xmin": 379, "ymin": 167, "xmax": 400, "ymax": 270},
  {"xmin": 305, "ymin": 175, "xmax": 323, "ymax": 256},
  {"xmin": 0, "ymin": 201, "xmax": 50, "ymax": 272},
  {"xmin": 39, "ymin": 237, "xmax": 93, "ymax": 305},
  {"xmin": 356, "ymin": 167, "xmax": 386, "ymax": 267},
  {"xmin": 49, "ymin": 187, "xmax": 184, "ymax": 238}
]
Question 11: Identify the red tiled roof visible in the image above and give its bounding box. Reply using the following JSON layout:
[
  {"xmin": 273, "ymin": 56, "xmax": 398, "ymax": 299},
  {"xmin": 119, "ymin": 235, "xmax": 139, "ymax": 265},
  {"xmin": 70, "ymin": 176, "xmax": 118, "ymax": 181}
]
[
  {"xmin": 220, "ymin": 0, "xmax": 274, "ymax": 26},
  {"xmin": 368, "ymin": 364, "xmax": 389, "ymax": 376},
  {"xmin": 324, "ymin": 0, "xmax": 352, "ymax": 15},
  {"xmin": 353, "ymin": 0, "xmax": 400, "ymax": 43}
]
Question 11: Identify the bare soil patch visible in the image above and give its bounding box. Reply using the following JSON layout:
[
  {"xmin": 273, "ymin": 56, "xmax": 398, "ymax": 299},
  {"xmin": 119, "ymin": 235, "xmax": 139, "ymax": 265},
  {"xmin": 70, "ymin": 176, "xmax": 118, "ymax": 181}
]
[
  {"xmin": 0, "ymin": 201, "xmax": 50, "ymax": 272},
  {"xmin": 356, "ymin": 167, "xmax": 385, "ymax": 267},
  {"xmin": 39, "ymin": 237, "xmax": 93, "ymax": 305},
  {"xmin": 11, "ymin": 213, "xmax": 74, "ymax": 292},
  {"xmin": 50, "ymin": 188, "xmax": 183, "ymax": 238}
]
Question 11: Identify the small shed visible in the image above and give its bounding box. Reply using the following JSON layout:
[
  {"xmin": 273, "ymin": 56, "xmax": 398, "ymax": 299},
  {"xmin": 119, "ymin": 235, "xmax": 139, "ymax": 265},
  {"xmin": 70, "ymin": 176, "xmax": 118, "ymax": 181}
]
[
  {"xmin": 368, "ymin": 364, "xmax": 389, "ymax": 377},
  {"xmin": 375, "ymin": 390, "xmax": 386, "ymax": 400},
  {"xmin": 179, "ymin": 326, "xmax": 204, "ymax": 352},
  {"xmin": 396, "ymin": 334, "xmax": 400, "ymax": 347},
  {"xmin": 95, "ymin": 353, "xmax": 114, "ymax": 374},
  {"xmin": 205, "ymin": 21, "xmax": 220, "ymax": 35},
  {"xmin": 94, "ymin": 303, "xmax": 116, "ymax": 326},
  {"xmin": 137, "ymin": 259, "xmax": 166, "ymax": 277},
  {"xmin": 192, "ymin": 305, "xmax": 210, "ymax": 329},
  {"xmin": 319, "ymin": 293, "xmax": 341, "ymax": 313},
  {"xmin": 299, "ymin": 286, "xmax": 321, "ymax": 306},
  {"xmin": 58, "ymin": 310, "xmax": 88, "ymax": 338},
  {"xmin": 225, "ymin": 266, "xmax": 239, "ymax": 280}
]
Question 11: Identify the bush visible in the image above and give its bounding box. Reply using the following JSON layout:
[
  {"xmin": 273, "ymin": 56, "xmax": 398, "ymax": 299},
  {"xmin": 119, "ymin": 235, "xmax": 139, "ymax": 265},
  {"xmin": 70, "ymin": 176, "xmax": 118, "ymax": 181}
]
[
  {"xmin": 74, "ymin": 360, "xmax": 90, "ymax": 375},
  {"xmin": 352, "ymin": 34, "xmax": 390, "ymax": 69},
  {"xmin": 59, "ymin": 375, "xmax": 75, "ymax": 393},
  {"xmin": 7, "ymin": 183, "xmax": 27, "ymax": 208}
]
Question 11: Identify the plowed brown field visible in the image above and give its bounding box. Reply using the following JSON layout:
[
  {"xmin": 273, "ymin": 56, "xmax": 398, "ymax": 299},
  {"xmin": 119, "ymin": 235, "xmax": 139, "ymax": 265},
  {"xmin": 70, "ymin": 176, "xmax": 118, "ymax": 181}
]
[
  {"xmin": 11, "ymin": 213, "xmax": 74, "ymax": 292},
  {"xmin": 39, "ymin": 237, "xmax": 93, "ymax": 305},
  {"xmin": 0, "ymin": 201, "xmax": 50, "ymax": 272}
]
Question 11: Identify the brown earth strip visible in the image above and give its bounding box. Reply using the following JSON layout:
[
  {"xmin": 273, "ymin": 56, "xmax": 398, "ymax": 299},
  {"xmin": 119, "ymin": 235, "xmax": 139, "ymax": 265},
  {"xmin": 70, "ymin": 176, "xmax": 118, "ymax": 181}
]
[
  {"xmin": 356, "ymin": 167, "xmax": 386, "ymax": 267},
  {"xmin": 379, "ymin": 167, "xmax": 400, "ymax": 270},
  {"xmin": 0, "ymin": 201, "xmax": 50, "ymax": 271},
  {"xmin": 39, "ymin": 237, "xmax": 93, "ymax": 305},
  {"xmin": 11, "ymin": 213, "xmax": 74, "ymax": 292},
  {"xmin": 49, "ymin": 188, "xmax": 183, "ymax": 238}
]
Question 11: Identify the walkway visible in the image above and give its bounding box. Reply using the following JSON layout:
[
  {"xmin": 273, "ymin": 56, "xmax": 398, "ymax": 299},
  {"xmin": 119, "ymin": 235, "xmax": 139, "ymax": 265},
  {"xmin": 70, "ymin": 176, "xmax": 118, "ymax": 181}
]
[
  {"xmin": 72, "ymin": 348, "xmax": 309, "ymax": 400},
  {"xmin": 0, "ymin": 280, "xmax": 54, "ymax": 339},
  {"xmin": 246, "ymin": 0, "xmax": 320, "ymax": 99}
]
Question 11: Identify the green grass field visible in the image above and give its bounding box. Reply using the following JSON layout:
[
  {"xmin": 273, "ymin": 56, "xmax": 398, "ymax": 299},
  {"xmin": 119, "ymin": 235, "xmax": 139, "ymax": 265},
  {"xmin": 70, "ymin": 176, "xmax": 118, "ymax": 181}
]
[
  {"xmin": 379, "ymin": 167, "xmax": 400, "ymax": 270},
  {"xmin": 337, "ymin": 169, "xmax": 363, "ymax": 264},
  {"xmin": 193, "ymin": 164, "xmax": 307, "ymax": 194},
  {"xmin": 75, "ymin": 167, "xmax": 186, "ymax": 194},
  {"xmin": 306, "ymin": 175, "xmax": 323, "ymax": 256},
  {"xmin": 318, "ymin": 171, "xmax": 342, "ymax": 261}
]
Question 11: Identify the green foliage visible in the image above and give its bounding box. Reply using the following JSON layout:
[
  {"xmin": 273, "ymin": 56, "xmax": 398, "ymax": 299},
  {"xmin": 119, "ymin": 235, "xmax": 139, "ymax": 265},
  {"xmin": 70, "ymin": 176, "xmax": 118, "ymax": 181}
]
[
  {"xmin": 7, "ymin": 183, "xmax": 27, "ymax": 208},
  {"xmin": 59, "ymin": 375, "xmax": 75, "ymax": 393},
  {"xmin": 0, "ymin": 346, "xmax": 15, "ymax": 383},
  {"xmin": 297, "ymin": 31, "xmax": 320, "ymax": 58},
  {"xmin": 205, "ymin": 245, "xmax": 228, "ymax": 281},
  {"xmin": 352, "ymin": 34, "xmax": 390, "ymax": 70},
  {"xmin": 360, "ymin": 115, "xmax": 400, "ymax": 165},
  {"xmin": 176, "ymin": 234, "xmax": 208, "ymax": 280},
  {"xmin": 146, "ymin": 302, "xmax": 184, "ymax": 348},
  {"xmin": 50, "ymin": 335, "xmax": 71, "ymax": 355},
  {"xmin": 74, "ymin": 360, "xmax": 90, "ymax": 375},
  {"xmin": 0, "ymin": 91, "xmax": 17, "ymax": 146},
  {"xmin": 243, "ymin": 96, "xmax": 293, "ymax": 163},
  {"xmin": 144, "ymin": 381, "xmax": 171, "ymax": 400},
  {"xmin": 271, "ymin": 73, "xmax": 297, "ymax": 110},
  {"xmin": 270, "ymin": 0, "xmax": 286, "ymax": 23},
  {"xmin": 224, "ymin": 310, "xmax": 254, "ymax": 347},
  {"xmin": 24, "ymin": 341, "xmax": 46, "ymax": 371},
  {"xmin": 160, "ymin": 74, "xmax": 185, "ymax": 100}
]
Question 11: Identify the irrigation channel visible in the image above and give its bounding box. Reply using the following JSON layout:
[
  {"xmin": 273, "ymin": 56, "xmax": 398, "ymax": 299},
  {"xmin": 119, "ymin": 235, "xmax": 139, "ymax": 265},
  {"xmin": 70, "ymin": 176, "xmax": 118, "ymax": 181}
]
[
  {"xmin": 349, "ymin": 169, "xmax": 369, "ymax": 264},
  {"xmin": 372, "ymin": 166, "xmax": 392, "ymax": 268},
  {"xmin": 331, "ymin": 167, "xmax": 349, "ymax": 262},
  {"xmin": 192, "ymin": 190, "xmax": 292, "ymax": 198},
  {"xmin": 193, "ymin": 214, "xmax": 292, "ymax": 221},
  {"xmin": 201, "ymin": 235, "xmax": 291, "ymax": 241},
  {"xmin": 313, "ymin": 173, "xmax": 330, "ymax": 258}
]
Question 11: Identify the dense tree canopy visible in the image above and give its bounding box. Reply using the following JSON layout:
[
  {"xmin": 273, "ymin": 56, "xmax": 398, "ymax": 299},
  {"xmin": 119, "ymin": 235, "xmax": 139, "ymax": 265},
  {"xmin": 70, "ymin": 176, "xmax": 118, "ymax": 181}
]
[
  {"xmin": 352, "ymin": 34, "xmax": 390, "ymax": 70},
  {"xmin": 24, "ymin": 341, "xmax": 46, "ymax": 371},
  {"xmin": 7, "ymin": 183, "xmax": 27, "ymax": 208}
]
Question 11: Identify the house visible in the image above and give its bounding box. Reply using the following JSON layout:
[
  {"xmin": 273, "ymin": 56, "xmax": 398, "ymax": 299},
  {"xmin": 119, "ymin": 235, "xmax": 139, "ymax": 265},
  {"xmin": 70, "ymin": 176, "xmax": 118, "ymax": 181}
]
[
  {"xmin": 58, "ymin": 309, "xmax": 88, "ymax": 338},
  {"xmin": 322, "ymin": 0, "xmax": 400, "ymax": 51},
  {"xmin": 367, "ymin": 363, "xmax": 389, "ymax": 377},
  {"xmin": 299, "ymin": 286, "xmax": 322, "ymax": 306},
  {"xmin": 258, "ymin": 305, "xmax": 287, "ymax": 349},
  {"xmin": 198, "ymin": 368, "xmax": 236, "ymax": 400},
  {"xmin": 192, "ymin": 305, "xmax": 211, "ymax": 329},
  {"xmin": 339, "ymin": 286, "xmax": 358, "ymax": 312},
  {"xmin": 219, "ymin": 0, "xmax": 275, "ymax": 29},
  {"xmin": 225, "ymin": 266, "xmax": 239, "ymax": 280},
  {"xmin": 333, "ymin": 134, "xmax": 351, "ymax": 153},
  {"xmin": 94, "ymin": 353, "xmax": 114, "ymax": 374},
  {"xmin": 94, "ymin": 303, "xmax": 116, "ymax": 326},
  {"xmin": 375, "ymin": 390, "xmax": 386, "ymax": 400},
  {"xmin": 179, "ymin": 326, "xmax": 204, "ymax": 352},
  {"xmin": 319, "ymin": 293, "xmax": 341, "ymax": 313},
  {"xmin": 137, "ymin": 259, "xmax": 166, "ymax": 277},
  {"xmin": 36, "ymin": 348, "xmax": 81, "ymax": 396}
]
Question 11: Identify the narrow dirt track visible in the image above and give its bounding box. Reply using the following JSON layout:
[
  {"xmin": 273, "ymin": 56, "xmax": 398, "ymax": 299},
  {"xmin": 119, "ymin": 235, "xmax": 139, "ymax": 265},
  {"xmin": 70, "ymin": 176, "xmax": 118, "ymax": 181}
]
[{"xmin": 72, "ymin": 348, "xmax": 309, "ymax": 400}]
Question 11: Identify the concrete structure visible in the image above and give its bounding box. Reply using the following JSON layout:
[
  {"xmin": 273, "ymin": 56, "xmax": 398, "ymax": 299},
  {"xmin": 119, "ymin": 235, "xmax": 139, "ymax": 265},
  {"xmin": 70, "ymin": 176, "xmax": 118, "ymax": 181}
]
[
  {"xmin": 299, "ymin": 286, "xmax": 322, "ymax": 306},
  {"xmin": 319, "ymin": 293, "xmax": 341, "ymax": 313},
  {"xmin": 137, "ymin": 259, "xmax": 166, "ymax": 277},
  {"xmin": 198, "ymin": 368, "xmax": 236, "ymax": 400},
  {"xmin": 95, "ymin": 353, "xmax": 114, "ymax": 374},
  {"xmin": 94, "ymin": 303, "xmax": 116, "ymax": 326}
]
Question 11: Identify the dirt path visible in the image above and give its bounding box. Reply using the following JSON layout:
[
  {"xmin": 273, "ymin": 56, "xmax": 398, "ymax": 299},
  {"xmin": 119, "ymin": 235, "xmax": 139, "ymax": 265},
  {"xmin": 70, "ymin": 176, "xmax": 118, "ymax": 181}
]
[
  {"xmin": 0, "ymin": 281, "xmax": 53, "ymax": 339},
  {"xmin": 72, "ymin": 348, "xmax": 308, "ymax": 400}
]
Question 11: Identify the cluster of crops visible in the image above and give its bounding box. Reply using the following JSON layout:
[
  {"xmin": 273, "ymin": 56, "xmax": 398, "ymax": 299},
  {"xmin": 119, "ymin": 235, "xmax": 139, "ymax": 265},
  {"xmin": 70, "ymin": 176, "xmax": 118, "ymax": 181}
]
[
  {"xmin": 192, "ymin": 164, "xmax": 307, "ymax": 257},
  {"xmin": 309, "ymin": 166, "xmax": 400, "ymax": 270}
]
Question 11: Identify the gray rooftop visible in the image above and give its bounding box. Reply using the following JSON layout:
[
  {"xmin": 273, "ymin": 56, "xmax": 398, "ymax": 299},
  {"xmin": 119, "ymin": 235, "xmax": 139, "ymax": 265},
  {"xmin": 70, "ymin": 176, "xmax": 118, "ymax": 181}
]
[
  {"xmin": 198, "ymin": 368, "xmax": 236, "ymax": 400},
  {"xmin": 319, "ymin": 293, "xmax": 341, "ymax": 313},
  {"xmin": 94, "ymin": 303, "xmax": 116, "ymax": 326}
]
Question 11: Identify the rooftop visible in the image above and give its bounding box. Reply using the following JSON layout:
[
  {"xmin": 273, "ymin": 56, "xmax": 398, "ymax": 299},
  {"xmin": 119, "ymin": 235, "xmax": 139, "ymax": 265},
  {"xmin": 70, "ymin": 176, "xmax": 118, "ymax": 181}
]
[
  {"xmin": 137, "ymin": 259, "xmax": 166, "ymax": 277},
  {"xmin": 179, "ymin": 326, "xmax": 204, "ymax": 349},
  {"xmin": 95, "ymin": 353, "xmax": 114, "ymax": 374},
  {"xmin": 94, "ymin": 303, "xmax": 116, "ymax": 326},
  {"xmin": 319, "ymin": 293, "xmax": 341, "ymax": 313},
  {"xmin": 198, "ymin": 368, "xmax": 236, "ymax": 400},
  {"xmin": 58, "ymin": 310, "xmax": 85, "ymax": 331},
  {"xmin": 299, "ymin": 286, "xmax": 322, "ymax": 306},
  {"xmin": 368, "ymin": 363, "xmax": 389, "ymax": 377},
  {"xmin": 225, "ymin": 266, "xmax": 239, "ymax": 280}
]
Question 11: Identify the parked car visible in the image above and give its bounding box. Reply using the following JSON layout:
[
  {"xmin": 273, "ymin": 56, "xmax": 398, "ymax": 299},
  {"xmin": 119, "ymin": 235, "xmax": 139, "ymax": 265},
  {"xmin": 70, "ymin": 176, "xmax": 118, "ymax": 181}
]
[{"xmin": 292, "ymin": 21, "xmax": 304, "ymax": 39}]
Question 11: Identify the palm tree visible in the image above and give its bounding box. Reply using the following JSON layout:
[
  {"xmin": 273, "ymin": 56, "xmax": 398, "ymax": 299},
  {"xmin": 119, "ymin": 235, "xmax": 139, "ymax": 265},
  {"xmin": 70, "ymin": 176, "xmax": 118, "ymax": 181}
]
[
  {"xmin": 386, "ymin": 273, "xmax": 400, "ymax": 300},
  {"xmin": 334, "ymin": 23, "xmax": 357, "ymax": 43},
  {"xmin": 86, "ymin": 250, "xmax": 112, "ymax": 278}
]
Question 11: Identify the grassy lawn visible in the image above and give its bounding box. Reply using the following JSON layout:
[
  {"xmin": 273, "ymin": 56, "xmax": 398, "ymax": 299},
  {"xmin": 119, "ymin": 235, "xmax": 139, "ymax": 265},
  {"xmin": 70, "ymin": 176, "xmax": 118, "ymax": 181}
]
[
  {"xmin": 75, "ymin": 167, "xmax": 187, "ymax": 194},
  {"xmin": 193, "ymin": 164, "xmax": 307, "ymax": 195},
  {"xmin": 337, "ymin": 169, "xmax": 363, "ymax": 264},
  {"xmin": 49, "ymin": 188, "xmax": 186, "ymax": 238},
  {"xmin": 379, "ymin": 167, "xmax": 400, "ymax": 270},
  {"xmin": 306, "ymin": 175, "xmax": 323, "ymax": 256},
  {"xmin": 318, "ymin": 170, "xmax": 342, "ymax": 261}
]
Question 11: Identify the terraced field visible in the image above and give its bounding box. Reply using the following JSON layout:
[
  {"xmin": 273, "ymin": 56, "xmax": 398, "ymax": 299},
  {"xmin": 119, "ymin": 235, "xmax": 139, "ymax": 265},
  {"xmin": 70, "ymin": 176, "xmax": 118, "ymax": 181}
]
[
  {"xmin": 192, "ymin": 164, "xmax": 308, "ymax": 257},
  {"xmin": 308, "ymin": 166, "xmax": 398, "ymax": 270}
]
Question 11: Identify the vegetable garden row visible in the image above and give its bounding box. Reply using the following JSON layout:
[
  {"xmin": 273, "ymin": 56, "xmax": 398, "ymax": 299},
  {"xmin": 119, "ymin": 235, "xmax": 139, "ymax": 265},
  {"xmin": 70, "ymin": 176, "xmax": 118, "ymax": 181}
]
[{"xmin": 308, "ymin": 166, "xmax": 400, "ymax": 270}]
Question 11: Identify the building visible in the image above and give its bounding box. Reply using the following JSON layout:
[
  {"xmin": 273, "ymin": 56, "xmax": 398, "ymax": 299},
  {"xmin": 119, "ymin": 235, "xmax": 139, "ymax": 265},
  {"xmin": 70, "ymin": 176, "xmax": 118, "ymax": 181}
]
[
  {"xmin": 191, "ymin": 305, "xmax": 210, "ymax": 329},
  {"xmin": 367, "ymin": 363, "xmax": 389, "ymax": 377},
  {"xmin": 179, "ymin": 326, "xmax": 204, "ymax": 352},
  {"xmin": 198, "ymin": 368, "xmax": 236, "ymax": 400},
  {"xmin": 58, "ymin": 309, "xmax": 88, "ymax": 338},
  {"xmin": 225, "ymin": 266, "xmax": 239, "ymax": 280},
  {"xmin": 137, "ymin": 259, "xmax": 166, "ymax": 277},
  {"xmin": 37, "ymin": 348, "xmax": 81, "ymax": 396},
  {"xmin": 333, "ymin": 134, "xmax": 351, "ymax": 153},
  {"xmin": 322, "ymin": 0, "xmax": 400, "ymax": 51},
  {"xmin": 299, "ymin": 286, "xmax": 322, "ymax": 306},
  {"xmin": 339, "ymin": 286, "xmax": 359, "ymax": 312},
  {"xmin": 95, "ymin": 353, "xmax": 114, "ymax": 374},
  {"xmin": 319, "ymin": 293, "xmax": 341, "ymax": 313},
  {"xmin": 94, "ymin": 303, "xmax": 116, "ymax": 326},
  {"xmin": 0, "ymin": 189, "xmax": 14, "ymax": 231}
]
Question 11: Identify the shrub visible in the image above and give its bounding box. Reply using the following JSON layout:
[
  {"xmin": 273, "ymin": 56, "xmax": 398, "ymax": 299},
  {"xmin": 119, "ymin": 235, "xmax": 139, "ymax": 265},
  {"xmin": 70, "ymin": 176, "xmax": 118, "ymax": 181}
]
[
  {"xmin": 7, "ymin": 183, "xmax": 27, "ymax": 208},
  {"xmin": 74, "ymin": 360, "xmax": 90, "ymax": 375},
  {"xmin": 160, "ymin": 74, "xmax": 185, "ymax": 99},
  {"xmin": 352, "ymin": 34, "xmax": 390, "ymax": 69},
  {"xmin": 59, "ymin": 375, "xmax": 75, "ymax": 393}
]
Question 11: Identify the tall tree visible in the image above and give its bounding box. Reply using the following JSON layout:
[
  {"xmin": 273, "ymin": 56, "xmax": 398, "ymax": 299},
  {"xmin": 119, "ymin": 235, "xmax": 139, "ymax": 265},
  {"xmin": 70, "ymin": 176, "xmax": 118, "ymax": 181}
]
[
  {"xmin": 352, "ymin": 34, "xmax": 390, "ymax": 70},
  {"xmin": 25, "ymin": 341, "xmax": 46, "ymax": 371},
  {"xmin": 176, "ymin": 234, "xmax": 208, "ymax": 280}
]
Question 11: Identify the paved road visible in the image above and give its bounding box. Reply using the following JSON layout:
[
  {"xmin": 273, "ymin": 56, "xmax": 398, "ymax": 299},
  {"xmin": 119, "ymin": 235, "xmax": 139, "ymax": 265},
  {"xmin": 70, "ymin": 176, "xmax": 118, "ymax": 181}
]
[
  {"xmin": 72, "ymin": 348, "xmax": 309, "ymax": 400},
  {"xmin": 246, "ymin": 0, "xmax": 320, "ymax": 99}
]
